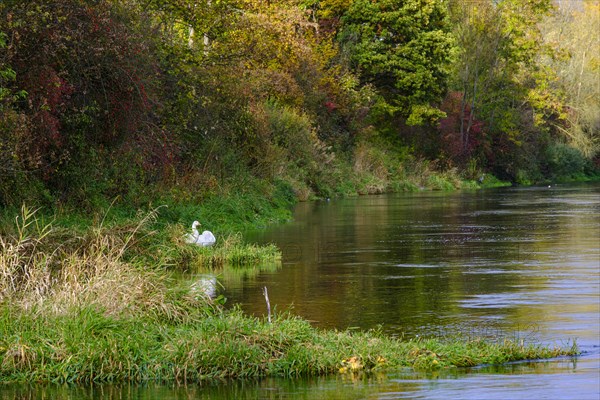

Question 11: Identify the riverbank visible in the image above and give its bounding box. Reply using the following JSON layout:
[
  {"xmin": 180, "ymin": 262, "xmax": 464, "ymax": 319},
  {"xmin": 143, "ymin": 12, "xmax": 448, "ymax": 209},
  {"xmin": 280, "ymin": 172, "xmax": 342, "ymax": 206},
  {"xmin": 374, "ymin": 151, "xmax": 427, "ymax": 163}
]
[
  {"xmin": 0, "ymin": 305, "xmax": 576, "ymax": 384},
  {"xmin": 0, "ymin": 206, "xmax": 579, "ymax": 384}
]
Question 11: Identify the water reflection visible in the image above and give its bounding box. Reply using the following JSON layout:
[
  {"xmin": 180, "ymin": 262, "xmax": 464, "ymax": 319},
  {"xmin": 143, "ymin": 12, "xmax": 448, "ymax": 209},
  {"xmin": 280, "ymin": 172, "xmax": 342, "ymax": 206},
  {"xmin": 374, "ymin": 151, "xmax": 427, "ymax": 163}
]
[
  {"xmin": 233, "ymin": 185, "xmax": 599, "ymax": 349},
  {"xmin": 2, "ymin": 356, "xmax": 596, "ymax": 400},
  {"xmin": 190, "ymin": 274, "xmax": 218, "ymax": 298}
]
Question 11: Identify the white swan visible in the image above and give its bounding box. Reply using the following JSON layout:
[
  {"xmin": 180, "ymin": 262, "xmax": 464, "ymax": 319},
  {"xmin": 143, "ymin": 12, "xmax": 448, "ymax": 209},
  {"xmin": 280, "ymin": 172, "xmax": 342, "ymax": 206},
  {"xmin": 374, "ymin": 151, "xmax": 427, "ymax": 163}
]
[
  {"xmin": 190, "ymin": 274, "xmax": 218, "ymax": 298},
  {"xmin": 184, "ymin": 220, "xmax": 216, "ymax": 246}
]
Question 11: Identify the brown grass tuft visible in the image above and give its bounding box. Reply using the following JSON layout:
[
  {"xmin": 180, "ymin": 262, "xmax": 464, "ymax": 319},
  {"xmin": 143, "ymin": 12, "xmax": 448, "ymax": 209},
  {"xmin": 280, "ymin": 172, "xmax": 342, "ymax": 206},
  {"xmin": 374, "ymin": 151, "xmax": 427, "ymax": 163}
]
[{"xmin": 0, "ymin": 206, "xmax": 205, "ymax": 320}]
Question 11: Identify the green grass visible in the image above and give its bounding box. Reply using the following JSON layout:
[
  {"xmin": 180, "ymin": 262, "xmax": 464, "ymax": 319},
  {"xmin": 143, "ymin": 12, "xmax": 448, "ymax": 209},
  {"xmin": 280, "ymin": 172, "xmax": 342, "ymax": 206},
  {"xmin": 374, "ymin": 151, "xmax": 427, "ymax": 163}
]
[
  {"xmin": 187, "ymin": 233, "xmax": 281, "ymax": 269},
  {"xmin": 478, "ymin": 174, "xmax": 513, "ymax": 188},
  {"xmin": 544, "ymin": 171, "xmax": 600, "ymax": 185},
  {"xmin": 0, "ymin": 305, "xmax": 577, "ymax": 384}
]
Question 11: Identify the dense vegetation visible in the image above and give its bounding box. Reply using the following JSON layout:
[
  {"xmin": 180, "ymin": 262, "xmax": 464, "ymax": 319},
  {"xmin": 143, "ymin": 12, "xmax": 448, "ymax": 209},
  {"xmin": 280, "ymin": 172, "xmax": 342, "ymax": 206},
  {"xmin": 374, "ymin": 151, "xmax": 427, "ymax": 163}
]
[
  {"xmin": 0, "ymin": 0, "xmax": 592, "ymax": 384},
  {"xmin": 0, "ymin": 0, "xmax": 597, "ymax": 211}
]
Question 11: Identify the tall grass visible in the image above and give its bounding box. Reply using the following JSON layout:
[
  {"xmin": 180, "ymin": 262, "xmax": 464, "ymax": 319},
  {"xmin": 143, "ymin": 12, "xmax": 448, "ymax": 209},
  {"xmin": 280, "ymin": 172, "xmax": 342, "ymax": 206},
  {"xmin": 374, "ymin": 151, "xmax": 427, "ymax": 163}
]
[
  {"xmin": 186, "ymin": 233, "xmax": 281, "ymax": 269},
  {"xmin": 340, "ymin": 140, "xmax": 499, "ymax": 195},
  {"xmin": 0, "ymin": 206, "xmax": 207, "ymax": 320}
]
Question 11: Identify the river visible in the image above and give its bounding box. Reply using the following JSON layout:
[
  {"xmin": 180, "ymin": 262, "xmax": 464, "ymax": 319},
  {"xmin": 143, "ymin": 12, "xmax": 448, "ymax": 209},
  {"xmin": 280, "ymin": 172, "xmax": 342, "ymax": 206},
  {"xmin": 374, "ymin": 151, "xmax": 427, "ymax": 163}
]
[
  {"xmin": 2, "ymin": 183, "xmax": 598, "ymax": 399},
  {"xmin": 226, "ymin": 183, "xmax": 600, "ymax": 399}
]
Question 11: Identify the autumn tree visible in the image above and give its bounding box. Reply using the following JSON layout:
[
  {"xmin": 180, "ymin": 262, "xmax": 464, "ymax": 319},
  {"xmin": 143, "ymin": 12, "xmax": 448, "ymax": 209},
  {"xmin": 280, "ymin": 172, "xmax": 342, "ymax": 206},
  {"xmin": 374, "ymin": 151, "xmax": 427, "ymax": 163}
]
[
  {"xmin": 444, "ymin": 0, "xmax": 564, "ymax": 179},
  {"xmin": 0, "ymin": 0, "xmax": 166, "ymax": 205},
  {"xmin": 542, "ymin": 1, "xmax": 600, "ymax": 161}
]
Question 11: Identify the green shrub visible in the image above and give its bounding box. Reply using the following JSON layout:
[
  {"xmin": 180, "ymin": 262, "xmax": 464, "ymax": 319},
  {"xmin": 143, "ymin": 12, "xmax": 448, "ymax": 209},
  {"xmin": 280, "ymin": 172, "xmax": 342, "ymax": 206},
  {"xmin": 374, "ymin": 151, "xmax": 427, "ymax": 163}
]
[
  {"xmin": 515, "ymin": 169, "xmax": 533, "ymax": 186},
  {"xmin": 544, "ymin": 142, "xmax": 587, "ymax": 179}
]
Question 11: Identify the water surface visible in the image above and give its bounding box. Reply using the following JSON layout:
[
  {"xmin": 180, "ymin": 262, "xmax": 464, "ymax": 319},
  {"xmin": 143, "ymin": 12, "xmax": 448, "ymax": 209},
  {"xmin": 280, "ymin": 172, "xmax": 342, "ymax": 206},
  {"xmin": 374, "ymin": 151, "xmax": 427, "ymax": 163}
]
[
  {"xmin": 223, "ymin": 183, "xmax": 599, "ymax": 398},
  {"xmin": 236, "ymin": 185, "xmax": 599, "ymax": 342}
]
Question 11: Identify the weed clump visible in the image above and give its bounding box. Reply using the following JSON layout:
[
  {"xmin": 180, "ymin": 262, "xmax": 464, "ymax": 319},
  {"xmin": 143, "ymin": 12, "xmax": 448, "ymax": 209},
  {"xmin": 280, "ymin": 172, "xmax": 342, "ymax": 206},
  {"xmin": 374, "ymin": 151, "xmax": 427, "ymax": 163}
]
[
  {"xmin": 185, "ymin": 233, "xmax": 281, "ymax": 269},
  {"xmin": 0, "ymin": 206, "xmax": 208, "ymax": 321}
]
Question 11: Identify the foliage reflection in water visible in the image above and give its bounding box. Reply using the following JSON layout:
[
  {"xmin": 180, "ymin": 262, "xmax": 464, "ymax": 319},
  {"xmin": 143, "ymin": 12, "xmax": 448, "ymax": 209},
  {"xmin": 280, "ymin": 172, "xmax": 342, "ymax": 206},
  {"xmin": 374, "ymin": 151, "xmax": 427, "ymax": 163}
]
[
  {"xmin": 234, "ymin": 184, "xmax": 599, "ymax": 348},
  {"xmin": 1, "ymin": 356, "xmax": 595, "ymax": 400}
]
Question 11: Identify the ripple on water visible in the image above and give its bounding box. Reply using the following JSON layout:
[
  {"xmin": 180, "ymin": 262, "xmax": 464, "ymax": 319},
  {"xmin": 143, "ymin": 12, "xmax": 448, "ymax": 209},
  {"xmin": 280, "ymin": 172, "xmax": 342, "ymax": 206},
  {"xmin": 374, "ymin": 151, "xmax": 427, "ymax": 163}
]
[
  {"xmin": 392, "ymin": 263, "xmax": 445, "ymax": 268},
  {"xmin": 460, "ymin": 293, "xmax": 545, "ymax": 309}
]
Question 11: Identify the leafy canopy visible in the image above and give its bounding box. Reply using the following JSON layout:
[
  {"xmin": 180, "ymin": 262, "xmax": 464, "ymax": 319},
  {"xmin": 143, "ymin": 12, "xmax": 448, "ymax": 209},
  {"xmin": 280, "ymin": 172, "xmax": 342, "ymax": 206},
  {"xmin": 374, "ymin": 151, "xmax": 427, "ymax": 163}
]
[{"xmin": 339, "ymin": 0, "xmax": 455, "ymax": 125}]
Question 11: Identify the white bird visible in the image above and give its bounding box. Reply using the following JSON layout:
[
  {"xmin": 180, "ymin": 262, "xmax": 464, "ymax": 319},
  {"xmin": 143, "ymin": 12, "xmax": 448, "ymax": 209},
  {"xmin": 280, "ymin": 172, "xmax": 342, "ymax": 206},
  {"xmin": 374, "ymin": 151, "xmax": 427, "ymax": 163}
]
[
  {"xmin": 190, "ymin": 274, "xmax": 218, "ymax": 298},
  {"xmin": 184, "ymin": 220, "xmax": 216, "ymax": 246}
]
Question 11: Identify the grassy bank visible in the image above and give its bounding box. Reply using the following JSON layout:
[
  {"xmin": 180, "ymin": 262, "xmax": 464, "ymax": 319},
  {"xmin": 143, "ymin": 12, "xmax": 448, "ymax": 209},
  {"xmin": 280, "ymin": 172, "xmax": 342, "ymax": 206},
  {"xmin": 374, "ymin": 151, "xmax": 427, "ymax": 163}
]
[
  {"xmin": 0, "ymin": 305, "xmax": 576, "ymax": 384},
  {"xmin": 0, "ymin": 207, "xmax": 578, "ymax": 384}
]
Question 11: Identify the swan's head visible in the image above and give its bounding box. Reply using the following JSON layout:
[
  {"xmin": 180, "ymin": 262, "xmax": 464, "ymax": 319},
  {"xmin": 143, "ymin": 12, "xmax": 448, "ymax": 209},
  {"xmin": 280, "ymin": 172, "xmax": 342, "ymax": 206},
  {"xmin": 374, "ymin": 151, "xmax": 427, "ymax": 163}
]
[{"xmin": 192, "ymin": 221, "xmax": 201, "ymax": 229}]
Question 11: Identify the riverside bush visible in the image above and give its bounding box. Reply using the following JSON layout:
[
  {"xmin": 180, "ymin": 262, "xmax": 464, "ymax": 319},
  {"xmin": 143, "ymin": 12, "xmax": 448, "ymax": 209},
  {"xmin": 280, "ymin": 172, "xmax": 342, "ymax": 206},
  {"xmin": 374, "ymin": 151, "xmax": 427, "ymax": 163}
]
[{"xmin": 543, "ymin": 142, "xmax": 588, "ymax": 180}]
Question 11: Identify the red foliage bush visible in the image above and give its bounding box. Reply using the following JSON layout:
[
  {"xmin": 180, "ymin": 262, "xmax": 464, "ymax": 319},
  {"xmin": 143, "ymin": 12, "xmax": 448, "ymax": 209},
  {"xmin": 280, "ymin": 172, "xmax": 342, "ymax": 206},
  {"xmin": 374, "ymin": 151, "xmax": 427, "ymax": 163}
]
[
  {"xmin": 1, "ymin": 0, "xmax": 167, "ymax": 191},
  {"xmin": 438, "ymin": 91, "xmax": 487, "ymax": 166}
]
